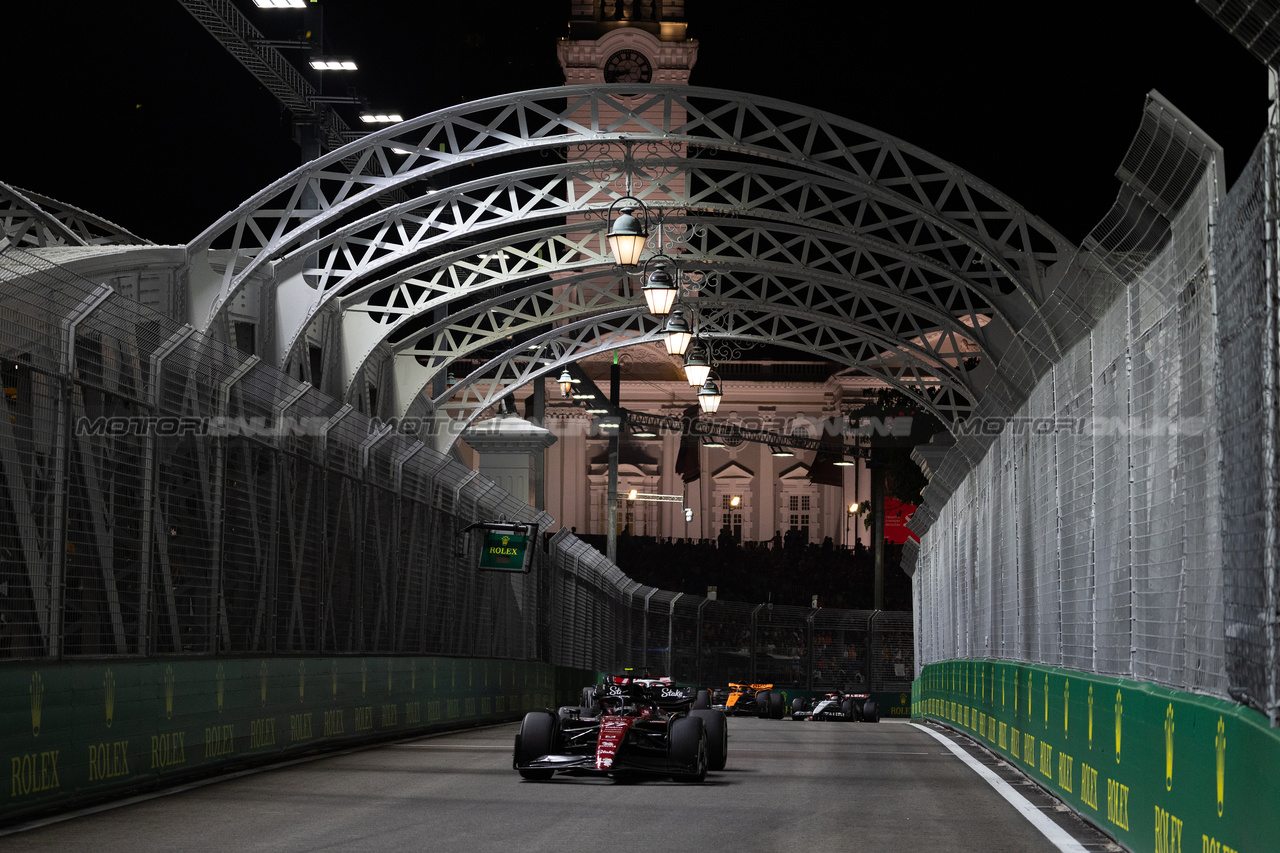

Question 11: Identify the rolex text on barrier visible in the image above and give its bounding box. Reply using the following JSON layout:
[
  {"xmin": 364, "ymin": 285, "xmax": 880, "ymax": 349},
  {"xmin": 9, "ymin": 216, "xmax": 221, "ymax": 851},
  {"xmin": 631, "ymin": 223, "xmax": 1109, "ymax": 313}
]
[{"xmin": 913, "ymin": 660, "xmax": 1278, "ymax": 853}]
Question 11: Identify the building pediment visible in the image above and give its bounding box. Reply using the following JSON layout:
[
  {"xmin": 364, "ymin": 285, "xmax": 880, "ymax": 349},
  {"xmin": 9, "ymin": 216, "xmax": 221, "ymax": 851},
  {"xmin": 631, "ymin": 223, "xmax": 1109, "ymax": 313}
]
[
  {"xmin": 778, "ymin": 463, "xmax": 811, "ymax": 480},
  {"xmin": 711, "ymin": 461, "xmax": 754, "ymax": 480}
]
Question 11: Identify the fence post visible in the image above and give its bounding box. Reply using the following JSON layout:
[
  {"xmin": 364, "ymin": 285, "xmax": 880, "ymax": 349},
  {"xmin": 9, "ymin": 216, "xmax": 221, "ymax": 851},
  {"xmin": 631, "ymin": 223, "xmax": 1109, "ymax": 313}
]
[
  {"xmin": 867, "ymin": 610, "xmax": 882, "ymax": 690},
  {"xmin": 696, "ymin": 598, "xmax": 710, "ymax": 686},
  {"xmin": 806, "ymin": 608, "xmax": 818, "ymax": 690},
  {"xmin": 667, "ymin": 592, "xmax": 683, "ymax": 678},
  {"xmin": 51, "ymin": 284, "xmax": 114, "ymax": 659}
]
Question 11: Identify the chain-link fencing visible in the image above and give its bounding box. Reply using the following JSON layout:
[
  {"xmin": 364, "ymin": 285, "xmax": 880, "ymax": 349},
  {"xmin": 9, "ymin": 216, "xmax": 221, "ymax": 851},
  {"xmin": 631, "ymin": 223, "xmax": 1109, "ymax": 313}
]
[
  {"xmin": 542, "ymin": 528, "xmax": 915, "ymax": 692},
  {"xmin": 908, "ymin": 96, "xmax": 1279, "ymax": 725},
  {"xmin": 0, "ymin": 249, "xmax": 550, "ymax": 662}
]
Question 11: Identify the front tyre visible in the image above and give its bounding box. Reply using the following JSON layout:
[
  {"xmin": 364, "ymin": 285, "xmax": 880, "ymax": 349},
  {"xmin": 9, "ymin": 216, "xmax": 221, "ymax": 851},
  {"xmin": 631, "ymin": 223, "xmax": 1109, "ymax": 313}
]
[
  {"xmin": 691, "ymin": 709, "xmax": 728, "ymax": 771},
  {"xmin": 669, "ymin": 715, "xmax": 708, "ymax": 782},
  {"xmin": 693, "ymin": 689, "xmax": 712, "ymax": 710},
  {"xmin": 791, "ymin": 696, "xmax": 808, "ymax": 720},
  {"xmin": 768, "ymin": 691, "xmax": 786, "ymax": 720},
  {"xmin": 515, "ymin": 711, "xmax": 557, "ymax": 780}
]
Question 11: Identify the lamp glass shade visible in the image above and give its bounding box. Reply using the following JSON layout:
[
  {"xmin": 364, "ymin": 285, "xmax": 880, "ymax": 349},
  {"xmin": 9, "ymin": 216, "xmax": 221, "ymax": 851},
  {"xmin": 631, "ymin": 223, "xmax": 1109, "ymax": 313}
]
[
  {"xmin": 607, "ymin": 209, "xmax": 647, "ymax": 266},
  {"xmin": 642, "ymin": 266, "xmax": 678, "ymax": 316},
  {"xmin": 557, "ymin": 369, "xmax": 573, "ymax": 397},
  {"xmin": 663, "ymin": 312, "xmax": 693, "ymax": 356},
  {"xmin": 697, "ymin": 377, "xmax": 722, "ymax": 414}
]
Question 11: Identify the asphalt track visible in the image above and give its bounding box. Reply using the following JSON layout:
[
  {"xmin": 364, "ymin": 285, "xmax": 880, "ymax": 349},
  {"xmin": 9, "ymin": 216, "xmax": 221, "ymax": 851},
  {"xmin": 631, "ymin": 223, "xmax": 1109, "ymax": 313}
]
[{"xmin": 0, "ymin": 717, "xmax": 1119, "ymax": 852}]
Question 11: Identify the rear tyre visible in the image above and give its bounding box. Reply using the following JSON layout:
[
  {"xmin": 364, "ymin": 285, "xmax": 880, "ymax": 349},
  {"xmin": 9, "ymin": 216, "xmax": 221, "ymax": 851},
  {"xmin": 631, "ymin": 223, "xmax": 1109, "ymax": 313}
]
[
  {"xmin": 669, "ymin": 715, "xmax": 708, "ymax": 782},
  {"xmin": 693, "ymin": 689, "xmax": 712, "ymax": 710},
  {"xmin": 515, "ymin": 711, "xmax": 557, "ymax": 780},
  {"xmin": 768, "ymin": 691, "xmax": 786, "ymax": 720},
  {"xmin": 692, "ymin": 709, "xmax": 728, "ymax": 771},
  {"xmin": 862, "ymin": 699, "xmax": 880, "ymax": 723}
]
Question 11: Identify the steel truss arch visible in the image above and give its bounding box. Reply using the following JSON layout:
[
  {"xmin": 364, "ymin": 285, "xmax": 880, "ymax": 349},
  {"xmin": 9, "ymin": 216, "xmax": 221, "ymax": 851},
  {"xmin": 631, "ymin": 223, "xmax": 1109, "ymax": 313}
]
[
  {"xmin": 373, "ymin": 248, "xmax": 984, "ymax": 406},
  {"xmin": 266, "ymin": 152, "xmax": 1042, "ymax": 382},
  {"xmin": 423, "ymin": 310, "xmax": 966, "ymax": 440},
  {"xmin": 1, "ymin": 180, "xmax": 150, "ymax": 250},
  {"xmin": 187, "ymin": 84, "xmax": 1077, "ymax": 437}
]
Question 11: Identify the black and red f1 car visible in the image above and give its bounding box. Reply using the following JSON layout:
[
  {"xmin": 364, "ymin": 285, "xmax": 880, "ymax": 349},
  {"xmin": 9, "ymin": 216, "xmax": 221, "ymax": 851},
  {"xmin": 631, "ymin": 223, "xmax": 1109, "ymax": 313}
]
[
  {"xmin": 790, "ymin": 691, "xmax": 881, "ymax": 722},
  {"xmin": 711, "ymin": 683, "xmax": 787, "ymax": 719},
  {"xmin": 513, "ymin": 675, "xmax": 728, "ymax": 781}
]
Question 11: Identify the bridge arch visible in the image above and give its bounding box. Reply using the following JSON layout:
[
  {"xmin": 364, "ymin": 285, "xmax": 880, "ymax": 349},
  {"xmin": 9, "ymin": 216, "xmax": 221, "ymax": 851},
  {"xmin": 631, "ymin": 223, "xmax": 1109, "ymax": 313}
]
[{"xmin": 184, "ymin": 84, "xmax": 1077, "ymax": 442}]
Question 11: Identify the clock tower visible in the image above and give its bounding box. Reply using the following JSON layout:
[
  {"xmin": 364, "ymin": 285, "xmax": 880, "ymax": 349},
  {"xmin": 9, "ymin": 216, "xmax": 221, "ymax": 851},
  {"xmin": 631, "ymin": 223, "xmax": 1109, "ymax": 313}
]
[{"xmin": 557, "ymin": 1, "xmax": 698, "ymax": 86}]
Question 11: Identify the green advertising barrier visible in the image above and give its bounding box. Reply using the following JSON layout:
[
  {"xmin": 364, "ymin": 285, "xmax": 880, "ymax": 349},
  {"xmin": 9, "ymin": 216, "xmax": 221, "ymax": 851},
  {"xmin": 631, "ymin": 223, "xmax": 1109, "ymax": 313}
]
[
  {"xmin": 912, "ymin": 660, "xmax": 1278, "ymax": 853},
  {"xmin": 1, "ymin": 656, "xmax": 568, "ymax": 825}
]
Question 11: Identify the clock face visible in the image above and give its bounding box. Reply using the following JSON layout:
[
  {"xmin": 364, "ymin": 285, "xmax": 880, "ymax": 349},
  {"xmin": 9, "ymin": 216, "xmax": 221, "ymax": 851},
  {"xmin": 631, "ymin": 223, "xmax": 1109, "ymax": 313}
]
[{"xmin": 603, "ymin": 49, "xmax": 653, "ymax": 84}]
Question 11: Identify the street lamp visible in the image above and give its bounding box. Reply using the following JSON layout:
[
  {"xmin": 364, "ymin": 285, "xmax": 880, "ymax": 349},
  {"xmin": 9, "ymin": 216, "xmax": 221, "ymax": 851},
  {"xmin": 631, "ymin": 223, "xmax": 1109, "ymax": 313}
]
[
  {"xmin": 606, "ymin": 199, "xmax": 648, "ymax": 267},
  {"xmin": 846, "ymin": 501, "xmax": 859, "ymax": 549},
  {"xmin": 253, "ymin": 0, "xmax": 306, "ymax": 7},
  {"xmin": 641, "ymin": 262, "xmax": 678, "ymax": 316},
  {"xmin": 682, "ymin": 341, "xmax": 711, "ymax": 388},
  {"xmin": 662, "ymin": 309, "xmax": 693, "ymax": 356},
  {"xmin": 557, "ymin": 368, "xmax": 573, "ymax": 398},
  {"xmin": 697, "ymin": 372, "xmax": 723, "ymax": 414}
]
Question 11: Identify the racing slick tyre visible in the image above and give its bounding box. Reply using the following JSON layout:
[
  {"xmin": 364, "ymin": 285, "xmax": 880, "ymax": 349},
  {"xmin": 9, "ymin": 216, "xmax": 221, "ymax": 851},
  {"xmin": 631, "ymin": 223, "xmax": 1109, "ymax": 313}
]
[
  {"xmin": 515, "ymin": 711, "xmax": 558, "ymax": 780},
  {"xmin": 791, "ymin": 697, "xmax": 808, "ymax": 719},
  {"xmin": 669, "ymin": 715, "xmax": 709, "ymax": 782},
  {"xmin": 691, "ymin": 709, "xmax": 728, "ymax": 771},
  {"xmin": 840, "ymin": 697, "xmax": 861, "ymax": 721},
  {"xmin": 754, "ymin": 690, "xmax": 771, "ymax": 718},
  {"xmin": 862, "ymin": 699, "xmax": 881, "ymax": 722},
  {"xmin": 693, "ymin": 689, "xmax": 712, "ymax": 710},
  {"xmin": 768, "ymin": 691, "xmax": 786, "ymax": 720}
]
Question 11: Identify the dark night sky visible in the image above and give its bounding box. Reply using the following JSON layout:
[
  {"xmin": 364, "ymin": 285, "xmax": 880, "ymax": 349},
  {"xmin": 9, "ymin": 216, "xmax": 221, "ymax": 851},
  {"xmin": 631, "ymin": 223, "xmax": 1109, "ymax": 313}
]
[{"xmin": 3, "ymin": 1, "xmax": 1267, "ymax": 247}]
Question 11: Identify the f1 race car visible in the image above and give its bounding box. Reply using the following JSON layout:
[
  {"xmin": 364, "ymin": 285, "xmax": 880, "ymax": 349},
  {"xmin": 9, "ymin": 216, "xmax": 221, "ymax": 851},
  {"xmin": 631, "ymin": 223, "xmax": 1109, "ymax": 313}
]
[
  {"xmin": 711, "ymin": 683, "xmax": 787, "ymax": 719},
  {"xmin": 790, "ymin": 691, "xmax": 880, "ymax": 722},
  {"xmin": 513, "ymin": 675, "xmax": 728, "ymax": 781}
]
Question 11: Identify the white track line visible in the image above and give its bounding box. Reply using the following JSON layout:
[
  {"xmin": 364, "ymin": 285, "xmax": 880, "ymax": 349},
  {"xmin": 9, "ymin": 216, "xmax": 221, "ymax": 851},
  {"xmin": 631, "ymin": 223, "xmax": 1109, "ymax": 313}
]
[{"xmin": 911, "ymin": 723, "xmax": 1089, "ymax": 853}]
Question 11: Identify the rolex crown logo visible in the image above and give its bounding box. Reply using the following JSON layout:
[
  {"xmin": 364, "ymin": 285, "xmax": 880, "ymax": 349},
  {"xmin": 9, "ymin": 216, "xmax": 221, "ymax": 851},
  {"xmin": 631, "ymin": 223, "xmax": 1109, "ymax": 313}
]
[
  {"xmin": 332, "ymin": 669, "xmax": 338, "ymax": 701},
  {"xmin": 501, "ymin": 535, "xmax": 510, "ymax": 546},
  {"xmin": 1063, "ymin": 679, "xmax": 1069, "ymax": 734},
  {"xmin": 104, "ymin": 668, "xmax": 116, "ymax": 728},
  {"xmin": 1164, "ymin": 703, "xmax": 1175, "ymax": 791},
  {"xmin": 1087, "ymin": 684, "xmax": 1094, "ymax": 749},
  {"xmin": 164, "ymin": 665, "xmax": 175, "ymax": 720},
  {"xmin": 361, "ymin": 659, "xmax": 367, "ymax": 697},
  {"xmin": 298, "ymin": 660, "xmax": 306, "ymax": 703},
  {"xmin": 30, "ymin": 672, "xmax": 44, "ymax": 737},
  {"xmin": 1114, "ymin": 690, "xmax": 1123, "ymax": 764},
  {"xmin": 1215, "ymin": 716, "xmax": 1226, "ymax": 817},
  {"xmin": 260, "ymin": 661, "xmax": 269, "ymax": 708}
]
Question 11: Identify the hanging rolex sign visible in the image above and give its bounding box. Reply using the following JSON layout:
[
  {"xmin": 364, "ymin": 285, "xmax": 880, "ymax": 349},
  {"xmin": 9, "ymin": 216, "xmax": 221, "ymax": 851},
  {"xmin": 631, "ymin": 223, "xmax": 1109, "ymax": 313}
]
[{"xmin": 469, "ymin": 522, "xmax": 537, "ymax": 572}]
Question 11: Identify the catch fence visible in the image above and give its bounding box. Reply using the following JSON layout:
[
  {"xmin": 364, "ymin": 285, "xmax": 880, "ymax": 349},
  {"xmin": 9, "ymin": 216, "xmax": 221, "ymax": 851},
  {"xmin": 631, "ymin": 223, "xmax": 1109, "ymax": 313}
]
[
  {"xmin": 0, "ymin": 248, "xmax": 910, "ymax": 693},
  {"xmin": 907, "ymin": 95, "xmax": 1279, "ymax": 725}
]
